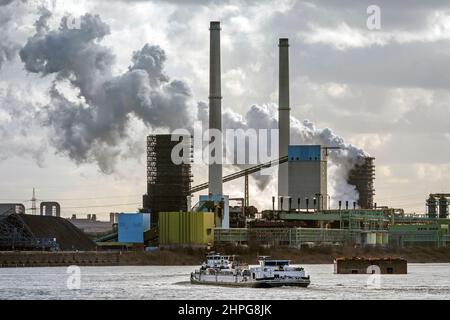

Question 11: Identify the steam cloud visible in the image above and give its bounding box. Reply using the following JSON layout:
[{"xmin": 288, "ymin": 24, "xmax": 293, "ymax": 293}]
[
  {"xmin": 0, "ymin": 88, "xmax": 47, "ymax": 165},
  {"xmin": 20, "ymin": 13, "xmax": 197, "ymax": 173},
  {"xmin": 11, "ymin": 9, "xmax": 367, "ymax": 205},
  {"xmin": 0, "ymin": 1, "xmax": 16, "ymax": 5},
  {"xmin": 0, "ymin": 0, "xmax": 22, "ymax": 70},
  {"xmin": 222, "ymin": 104, "xmax": 367, "ymax": 206}
]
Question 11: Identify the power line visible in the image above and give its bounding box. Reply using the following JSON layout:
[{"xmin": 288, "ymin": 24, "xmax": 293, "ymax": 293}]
[
  {"xmin": 0, "ymin": 195, "xmax": 140, "ymax": 202},
  {"xmin": 62, "ymin": 202, "xmax": 141, "ymax": 209}
]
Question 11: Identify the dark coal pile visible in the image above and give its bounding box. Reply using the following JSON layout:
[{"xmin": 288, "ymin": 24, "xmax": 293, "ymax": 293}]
[{"xmin": 18, "ymin": 214, "xmax": 96, "ymax": 251}]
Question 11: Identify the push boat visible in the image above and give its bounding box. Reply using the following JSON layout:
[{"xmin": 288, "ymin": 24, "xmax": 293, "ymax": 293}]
[{"xmin": 190, "ymin": 253, "xmax": 310, "ymax": 288}]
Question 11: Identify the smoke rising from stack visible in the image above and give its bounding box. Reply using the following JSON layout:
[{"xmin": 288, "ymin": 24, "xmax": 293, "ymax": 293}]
[
  {"xmin": 19, "ymin": 13, "xmax": 197, "ymax": 173},
  {"xmin": 0, "ymin": 88, "xmax": 47, "ymax": 165},
  {"xmin": 5, "ymin": 10, "xmax": 367, "ymax": 206},
  {"xmin": 221, "ymin": 104, "xmax": 367, "ymax": 206}
]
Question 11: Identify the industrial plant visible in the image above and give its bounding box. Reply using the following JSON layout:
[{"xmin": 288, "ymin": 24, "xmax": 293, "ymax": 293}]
[{"xmin": 1, "ymin": 21, "xmax": 450, "ymax": 263}]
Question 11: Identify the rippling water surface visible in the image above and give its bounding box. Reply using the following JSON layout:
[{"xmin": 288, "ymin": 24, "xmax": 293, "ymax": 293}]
[{"xmin": 1, "ymin": 264, "xmax": 449, "ymax": 300}]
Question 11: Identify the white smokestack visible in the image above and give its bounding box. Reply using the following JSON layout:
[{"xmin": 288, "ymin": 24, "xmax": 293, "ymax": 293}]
[
  {"xmin": 208, "ymin": 21, "xmax": 223, "ymax": 195},
  {"xmin": 278, "ymin": 38, "xmax": 290, "ymax": 208}
]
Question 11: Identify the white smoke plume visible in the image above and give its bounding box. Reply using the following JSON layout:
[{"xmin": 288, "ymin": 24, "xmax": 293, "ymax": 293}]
[
  {"xmin": 19, "ymin": 13, "xmax": 197, "ymax": 173},
  {"xmin": 13, "ymin": 10, "xmax": 367, "ymax": 206},
  {"xmin": 221, "ymin": 104, "xmax": 368, "ymax": 206},
  {"xmin": 0, "ymin": 87, "xmax": 47, "ymax": 165}
]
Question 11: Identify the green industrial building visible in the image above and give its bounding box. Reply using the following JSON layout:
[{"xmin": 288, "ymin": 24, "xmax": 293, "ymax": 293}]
[
  {"xmin": 389, "ymin": 223, "xmax": 450, "ymax": 247},
  {"xmin": 159, "ymin": 212, "xmax": 215, "ymax": 247},
  {"xmin": 213, "ymin": 209, "xmax": 450, "ymax": 248}
]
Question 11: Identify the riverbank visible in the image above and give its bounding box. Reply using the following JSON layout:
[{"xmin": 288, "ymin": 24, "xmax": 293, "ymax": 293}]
[{"xmin": 2, "ymin": 246, "xmax": 450, "ymax": 267}]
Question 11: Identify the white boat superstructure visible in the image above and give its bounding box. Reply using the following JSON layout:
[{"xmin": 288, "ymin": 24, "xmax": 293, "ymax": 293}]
[
  {"xmin": 191, "ymin": 253, "xmax": 310, "ymax": 288},
  {"xmin": 201, "ymin": 253, "xmax": 237, "ymax": 270}
]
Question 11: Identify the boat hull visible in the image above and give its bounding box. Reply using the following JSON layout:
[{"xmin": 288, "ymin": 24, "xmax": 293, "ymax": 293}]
[{"xmin": 190, "ymin": 274, "xmax": 310, "ymax": 288}]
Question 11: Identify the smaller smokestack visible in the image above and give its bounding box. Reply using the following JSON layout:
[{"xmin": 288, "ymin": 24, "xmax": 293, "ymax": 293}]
[
  {"xmin": 345, "ymin": 201, "xmax": 349, "ymax": 210},
  {"xmin": 306, "ymin": 198, "xmax": 309, "ymax": 212},
  {"xmin": 297, "ymin": 198, "xmax": 301, "ymax": 210},
  {"xmin": 339, "ymin": 200, "xmax": 342, "ymax": 211},
  {"xmin": 278, "ymin": 38, "xmax": 290, "ymax": 208},
  {"xmin": 208, "ymin": 21, "xmax": 223, "ymax": 196}
]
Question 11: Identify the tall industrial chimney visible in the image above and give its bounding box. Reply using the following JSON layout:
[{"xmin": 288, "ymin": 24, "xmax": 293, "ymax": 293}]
[
  {"xmin": 209, "ymin": 21, "xmax": 223, "ymax": 195},
  {"xmin": 278, "ymin": 38, "xmax": 290, "ymax": 208}
]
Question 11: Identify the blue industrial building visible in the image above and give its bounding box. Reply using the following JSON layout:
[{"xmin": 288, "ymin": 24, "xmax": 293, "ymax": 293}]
[
  {"xmin": 288, "ymin": 145, "xmax": 328, "ymax": 210},
  {"xmin": 288, "ymin": 145, "xmax": 322, "ymax": 161},
  {"xmin": 118, "ymin": 213, "xmax": 151, "ymax": 243}
]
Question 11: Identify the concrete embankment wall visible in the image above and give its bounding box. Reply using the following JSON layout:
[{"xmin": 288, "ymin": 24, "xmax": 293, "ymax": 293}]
[
  {"xmin": 0, "ymin": 251, "xmax": 120, "ymax": 268},
  {"xmin": 0, "ymin": 250, "xmax": 205, "ymax": 268},
  {"xmin": 3, "ymin": 246, "xmax": 450, "ymax": 268}
]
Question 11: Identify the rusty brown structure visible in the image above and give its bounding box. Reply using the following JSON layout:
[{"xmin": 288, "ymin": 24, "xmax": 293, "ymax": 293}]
[
  {"xmin": 142, "ymin": 134, "xmax": 193, "ymax": 224},
  {"xmin": 348, "ymin": 157, "xmax": 375, "ymax": 209},
  {"xmin": 334, "ymin": 257, "xmax": 407, "ymax": 274}
]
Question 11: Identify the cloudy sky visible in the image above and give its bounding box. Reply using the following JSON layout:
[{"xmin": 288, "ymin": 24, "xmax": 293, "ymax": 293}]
[{"xmin": 1, "ymin": 0, "xmax": 449, "ymax": 219}]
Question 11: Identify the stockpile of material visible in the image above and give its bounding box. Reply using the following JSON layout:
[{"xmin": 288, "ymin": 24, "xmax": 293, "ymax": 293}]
[{"xmin": 18, "ymin": 214, "xmax": 96, "ymax": 251}]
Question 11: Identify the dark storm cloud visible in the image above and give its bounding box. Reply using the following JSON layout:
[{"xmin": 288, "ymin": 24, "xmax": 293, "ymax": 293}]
[{"xmin": 0, "ymin": 0, "xmax": 15, "ymax": 6}]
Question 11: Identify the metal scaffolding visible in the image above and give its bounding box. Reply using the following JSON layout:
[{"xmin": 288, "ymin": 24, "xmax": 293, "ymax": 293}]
[
  {"xmin": 0, "ymin": 212, "xmax": 57, "ymax": 251},
  {"xmin": 348, "ymin": 157, "xmax": 375, "ymax": 209},
  {"xmin": 214, "ymin": 227, "xmax": 362, "ymax": 247},
  {"xmin": 143, "ymin": 135, "xmax": 193, "ymax": 221}
]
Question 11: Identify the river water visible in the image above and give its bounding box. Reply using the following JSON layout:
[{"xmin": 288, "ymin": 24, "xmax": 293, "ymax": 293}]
[{"xmin": 0, "ymin": 264, "xmax": 449, "ymax": 300}]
